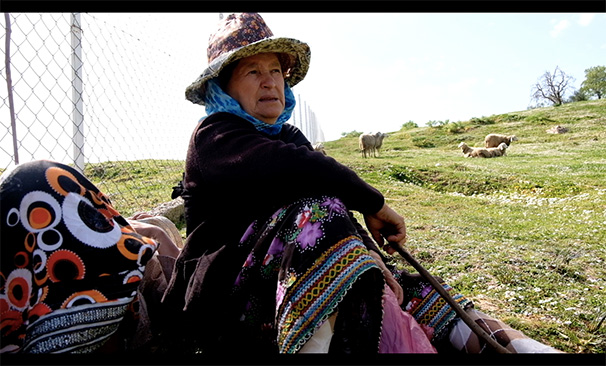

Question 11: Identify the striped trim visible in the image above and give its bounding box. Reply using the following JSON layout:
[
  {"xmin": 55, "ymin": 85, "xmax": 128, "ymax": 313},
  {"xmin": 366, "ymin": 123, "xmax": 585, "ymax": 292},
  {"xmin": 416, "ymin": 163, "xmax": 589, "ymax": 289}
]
[
  {"xmin": 408, "ymin": 283, "xmax": 472, "ymax": 339},
  {"xmin": 23, "ymin": 299, "xmax": 131, "ymax": 353},
  {"xmin": 276, "ymin": 235, "xmax": 379, "ymax": 353}
]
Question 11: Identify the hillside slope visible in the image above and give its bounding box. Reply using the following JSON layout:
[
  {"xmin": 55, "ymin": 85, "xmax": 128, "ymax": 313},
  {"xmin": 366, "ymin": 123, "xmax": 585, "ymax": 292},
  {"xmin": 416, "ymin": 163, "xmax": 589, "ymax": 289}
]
[{"xmin": 324, "ymin": 99, "xmax": 606, "ymax": 353}]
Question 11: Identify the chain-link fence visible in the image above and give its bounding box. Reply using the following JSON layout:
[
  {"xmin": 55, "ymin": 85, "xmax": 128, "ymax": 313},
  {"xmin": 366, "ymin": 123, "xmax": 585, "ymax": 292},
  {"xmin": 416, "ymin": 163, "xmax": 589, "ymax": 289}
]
[{"xmin": 2, "ymin": 13, "xmax": 323, "ymax": 216}]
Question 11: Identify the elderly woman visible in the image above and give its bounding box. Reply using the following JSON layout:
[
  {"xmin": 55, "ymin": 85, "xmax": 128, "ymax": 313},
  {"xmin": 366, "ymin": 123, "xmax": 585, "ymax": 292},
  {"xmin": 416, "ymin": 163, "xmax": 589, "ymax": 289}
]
[
  {"xmin": 160, "ymin": 13, "xmax": 562, "ymax": 356},
  {"xmin": 160, "ymin": 12, "xmax": 423, "ymax": 355}
]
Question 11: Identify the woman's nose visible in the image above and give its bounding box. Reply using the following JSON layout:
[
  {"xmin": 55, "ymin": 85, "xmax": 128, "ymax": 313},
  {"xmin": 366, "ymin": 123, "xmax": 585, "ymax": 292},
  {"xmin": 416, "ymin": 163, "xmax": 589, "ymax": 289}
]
[{"xmin": 260, "ymin": 72, "xmax": 276, "ymax": 88}]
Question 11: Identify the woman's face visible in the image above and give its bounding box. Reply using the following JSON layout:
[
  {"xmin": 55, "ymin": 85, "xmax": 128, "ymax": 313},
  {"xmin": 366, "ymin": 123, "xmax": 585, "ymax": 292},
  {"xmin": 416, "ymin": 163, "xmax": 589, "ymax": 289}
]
[{"xmin": 226, "ymin": 53, "xmax": 285, "ymax": 124}]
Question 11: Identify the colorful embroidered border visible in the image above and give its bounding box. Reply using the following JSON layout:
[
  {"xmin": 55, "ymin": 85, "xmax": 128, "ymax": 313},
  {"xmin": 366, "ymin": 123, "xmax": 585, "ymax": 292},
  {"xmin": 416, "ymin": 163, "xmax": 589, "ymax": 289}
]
[
  {"xmin": 408, "ymin": 282, "xmax": 472, "ymax": 340},
  {"xmin": 276, "ymin": 235, "xmax": 379, "ymax": 353}
]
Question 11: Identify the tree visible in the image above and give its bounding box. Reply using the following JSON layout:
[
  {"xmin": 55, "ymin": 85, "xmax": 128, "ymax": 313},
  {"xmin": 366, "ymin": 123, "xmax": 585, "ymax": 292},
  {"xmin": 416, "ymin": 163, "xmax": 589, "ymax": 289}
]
[
  {"xmin": 568, "ymin": 89, "xmax": 589, "ymax": 103},
  {"xmin": 531, "ymin": 66, "xmax": 575, "ymax": 106},
  {"xmin": 580, "ymin": 65, "xmax": 606, "ymax": 99}
]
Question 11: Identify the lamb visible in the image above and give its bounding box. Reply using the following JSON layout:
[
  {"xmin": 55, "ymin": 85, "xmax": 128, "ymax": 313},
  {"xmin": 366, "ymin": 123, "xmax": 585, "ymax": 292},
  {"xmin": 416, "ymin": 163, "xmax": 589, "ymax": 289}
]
[
  {"xmin": 359, "ymin": 132, "xmax": 387, "ymax": 158},
  {"xmin": 458, "ymin": 142, "xmax": 508, "ymax": 158},
  {"xmin": 484, "ymin": 133, "xmax": 518, "ymax": 148}
]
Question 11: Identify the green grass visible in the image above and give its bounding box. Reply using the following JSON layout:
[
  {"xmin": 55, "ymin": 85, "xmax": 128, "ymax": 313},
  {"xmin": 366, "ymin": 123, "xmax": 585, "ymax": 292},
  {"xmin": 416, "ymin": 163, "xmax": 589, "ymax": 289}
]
[
  {"xmin": 82, "ymin": 159, "xmax": 184, "ymax": 219},
  {"xmin": 78, "ymin": 99, "xmax": 606, "ymax": 353},
  {"xmin": 5, "ymin": 100, "xmax": 602, "ymax": 353},
  {"xmin": 329, "ymin": 99, "xmax": 606, "ymax": 353}
]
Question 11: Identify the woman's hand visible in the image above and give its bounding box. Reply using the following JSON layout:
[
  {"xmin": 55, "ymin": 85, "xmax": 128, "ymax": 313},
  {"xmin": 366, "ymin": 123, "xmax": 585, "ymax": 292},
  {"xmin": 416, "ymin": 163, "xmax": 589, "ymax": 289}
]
[
  {"xmin": 363, "ymin": 203, "xmax": 407, "ymax": 255},
  {"xmin": 127, "ymin": 219, "xmax": 181, "ymax": 258}
]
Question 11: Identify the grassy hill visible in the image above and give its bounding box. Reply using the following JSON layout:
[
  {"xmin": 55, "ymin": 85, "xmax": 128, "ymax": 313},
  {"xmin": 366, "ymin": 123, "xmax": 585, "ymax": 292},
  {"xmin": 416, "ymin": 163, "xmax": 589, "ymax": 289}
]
[
  {"xmin": 93, "ymin": 99, "xmax": 605, "ymax": 353},
  {"xmin": 3, "ymin": 99, "xmax": 603, "ymax": 353},
  {"xmin": 323, "ymin": 99, "xmax": 605, "ymax": 353}
]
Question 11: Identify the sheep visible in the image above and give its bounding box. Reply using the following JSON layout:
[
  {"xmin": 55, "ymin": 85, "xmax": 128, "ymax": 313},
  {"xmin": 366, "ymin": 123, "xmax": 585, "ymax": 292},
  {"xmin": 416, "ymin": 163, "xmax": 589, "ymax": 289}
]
[
  {"xmin": 359, "ymin": 134, "xmax": 375, "ymax": 158},
  {"xmin": 458, "ymin": 142, "xmax": 508, "ymax": 158},
  {"xmin": 488, "ymin": 142, "xmax": 508, "ymax": 157},
  {"xmin": 313, "ymin": 142, "xmax": 327, "ymax": 155},
  {"xmin": 458, "ymin": 142, "xmax": 480, "ymax": 157},
  {"xmin": 359, "ymin": 132, "xmax": 387, "ymax": 158},
  {"xmin": 484, "ymin": 133, "xmax": 518, "ymax": 148},
  {"xmin": 373, "ymin": 132, "xmax": 388, "ymax": 156},
  {"xmin": 546, "ymin": 125, "xmax": 568, "ymax": 134}
]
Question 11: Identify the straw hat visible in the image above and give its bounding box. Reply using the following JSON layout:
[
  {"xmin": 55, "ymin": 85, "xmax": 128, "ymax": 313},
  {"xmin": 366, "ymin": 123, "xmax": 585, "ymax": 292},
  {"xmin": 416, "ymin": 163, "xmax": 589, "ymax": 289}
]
[{"xmin": 185, "ymin": 13, "xmax": 311, "ymax": 105}]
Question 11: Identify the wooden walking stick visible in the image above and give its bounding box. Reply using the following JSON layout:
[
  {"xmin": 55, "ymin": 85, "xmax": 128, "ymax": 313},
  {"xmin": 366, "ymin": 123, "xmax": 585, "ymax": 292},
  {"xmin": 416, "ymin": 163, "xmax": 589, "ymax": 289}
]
[{"xmin": 388, "ymin": 241, "xmax": 512, "ymax": 354}]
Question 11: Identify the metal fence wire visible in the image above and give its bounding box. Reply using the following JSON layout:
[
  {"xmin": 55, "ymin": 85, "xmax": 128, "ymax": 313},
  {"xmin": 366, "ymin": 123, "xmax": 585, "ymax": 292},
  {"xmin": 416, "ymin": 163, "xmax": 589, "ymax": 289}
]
[{"xmin": 2, "ymin": 13, "xmax": 324, "ymax": 215}]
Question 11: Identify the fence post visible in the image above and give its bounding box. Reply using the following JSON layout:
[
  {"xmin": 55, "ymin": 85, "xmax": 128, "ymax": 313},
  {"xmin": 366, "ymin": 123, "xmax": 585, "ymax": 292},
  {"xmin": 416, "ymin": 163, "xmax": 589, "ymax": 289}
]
[
  {"xmin": 4, "ymin": 13, "xmax": 19, "ymax": 165},
  {"xmin": 71, "ymin": 13, "xmax": 85, "ymax": 172}
]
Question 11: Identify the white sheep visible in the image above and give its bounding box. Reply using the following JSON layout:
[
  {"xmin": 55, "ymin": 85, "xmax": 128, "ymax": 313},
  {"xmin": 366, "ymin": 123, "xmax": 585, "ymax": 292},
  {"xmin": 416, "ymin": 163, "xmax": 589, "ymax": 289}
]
[
  {"xmin": 546, "ymin": 125, "xmax": 568, "ymax": 134},
  {"xmin": 358, "ymin": 132, "xmax": 387, "ymax": 158},
  {"xmin": 313, "ymin": 142, "xmax": 327, "ymax": 155},
  {"xmin": 374, "ymin": 132, "xmax": 388, "ymax": 156},
  {"xmin": 487, "ymin": 142, "xmax": 508, "ymax": 157},
  {"xmin": 458, "ymin": 142, "xmax": 508, "ymax": 158},
  {"xmin": 359, "ymin": 134, "xmax": 375, "ymax": 158},
  {"xmin": 484, "ymin": 133, "xmax": 518, "ymax": 148}
]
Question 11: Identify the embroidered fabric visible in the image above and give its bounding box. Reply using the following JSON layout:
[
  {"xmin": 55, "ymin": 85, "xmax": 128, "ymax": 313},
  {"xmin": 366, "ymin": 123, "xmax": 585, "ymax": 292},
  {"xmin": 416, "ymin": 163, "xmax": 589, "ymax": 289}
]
[
  {"xmin": 224, "ymin": 196, "xmax": 385, "ymax": 354},
  {"xmin": 394, "ymin": 269, "xmax": 473, "ymax": 344}
]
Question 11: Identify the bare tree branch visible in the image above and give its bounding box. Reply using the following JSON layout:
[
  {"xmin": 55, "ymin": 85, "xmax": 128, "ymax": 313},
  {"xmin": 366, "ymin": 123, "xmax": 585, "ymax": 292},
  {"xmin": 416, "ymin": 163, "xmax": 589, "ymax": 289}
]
[{"xmin": 531, "ymin": 66, "xmax": 575, "ymax": 106}]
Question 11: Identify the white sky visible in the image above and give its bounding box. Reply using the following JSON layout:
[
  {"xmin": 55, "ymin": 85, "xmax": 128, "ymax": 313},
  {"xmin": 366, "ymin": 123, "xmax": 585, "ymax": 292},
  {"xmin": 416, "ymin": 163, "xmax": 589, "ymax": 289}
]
[
  {"xmin": 163, "ymin": 12, "xmax": 605, "ymax": 141},
  {"xmin": 4, "ymin": 12, "xmax": 604, "ymax": 168}
]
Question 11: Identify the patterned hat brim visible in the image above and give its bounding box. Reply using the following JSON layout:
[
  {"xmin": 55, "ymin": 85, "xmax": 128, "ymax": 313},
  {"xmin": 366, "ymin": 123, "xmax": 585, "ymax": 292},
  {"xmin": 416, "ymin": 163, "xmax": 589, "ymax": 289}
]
[{"xmin": 185, "ymin": 37, "xmax": 311, "ymax": 106}]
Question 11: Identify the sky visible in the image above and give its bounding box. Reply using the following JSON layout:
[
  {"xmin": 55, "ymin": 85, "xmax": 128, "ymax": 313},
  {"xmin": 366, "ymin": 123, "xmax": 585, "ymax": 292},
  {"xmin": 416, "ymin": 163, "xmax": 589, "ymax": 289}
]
[
  {"xmin": 141, "ymin": 12, "xmax": 606, "ymax": 141},
  {"xmin": 2, "ymin": 12, "xmax": 605, "ymax": 168},
  {"xmin": 257, "ymin": 13, "xmax": 606, "ymax": 141}
]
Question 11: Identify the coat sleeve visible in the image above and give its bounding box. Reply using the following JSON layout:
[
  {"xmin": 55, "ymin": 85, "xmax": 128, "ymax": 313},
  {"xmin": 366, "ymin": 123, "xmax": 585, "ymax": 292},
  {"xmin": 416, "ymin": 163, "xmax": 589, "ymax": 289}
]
[
  {"xmin": 186, "ymin": 113, "xmax": 384, "ymax": 216},
  {"xmin": 279, "ymin": 123, "xmax": 387, "ymax": 256}
]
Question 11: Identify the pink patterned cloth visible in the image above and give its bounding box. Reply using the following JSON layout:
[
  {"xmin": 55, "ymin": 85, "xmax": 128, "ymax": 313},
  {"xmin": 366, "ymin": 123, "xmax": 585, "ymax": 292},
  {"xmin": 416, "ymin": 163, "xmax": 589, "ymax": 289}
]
[{"xmin": 379, "ymin": 285, "xmax": 437, "ymax": 353}]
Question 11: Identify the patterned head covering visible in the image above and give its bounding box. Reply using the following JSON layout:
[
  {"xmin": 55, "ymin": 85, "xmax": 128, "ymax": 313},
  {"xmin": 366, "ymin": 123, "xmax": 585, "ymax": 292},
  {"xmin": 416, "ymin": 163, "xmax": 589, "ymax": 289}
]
[
  {"xmin": 185, "ymin": 13, "xmax": 311, "ymax": 105},
  {"xmin": 0, "ymin": 160, "xmax": 158, "ymax": 353}
]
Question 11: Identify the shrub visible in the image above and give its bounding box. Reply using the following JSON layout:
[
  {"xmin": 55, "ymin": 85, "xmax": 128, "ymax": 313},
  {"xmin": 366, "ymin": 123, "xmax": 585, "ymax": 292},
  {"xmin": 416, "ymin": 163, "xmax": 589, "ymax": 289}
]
[
  {"xmin": 444, "ymin": 121, "xmax": 464, "ymax": 134},
  {"xmin": 470, "ymin": 116, "xmax": 496, "ymax": 125},
  {"xmin": 401, "ymin": 120, "xmax": 418, "ymax": 130},
  {"xmin": 568, "ymin": 89, "xmax": 590, "ymax": 103},
  {"xmin": 495, "ymin": 113, "xmax": 524, "ymax": 123},
  {"xmin": 341, "ymin": 130, "xmax": 363, "ymax": 138},
  {"xmin": 426, "ymin": 119, "xmax": 449, "ymax": 128}
]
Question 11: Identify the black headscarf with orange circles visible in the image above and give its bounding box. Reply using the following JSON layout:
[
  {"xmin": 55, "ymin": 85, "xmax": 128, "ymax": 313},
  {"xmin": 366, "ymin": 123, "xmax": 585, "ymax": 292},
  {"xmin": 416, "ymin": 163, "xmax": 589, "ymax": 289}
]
[{"xmin": 0, "ymin": 160, "xmax": 157, "ymax": 353}]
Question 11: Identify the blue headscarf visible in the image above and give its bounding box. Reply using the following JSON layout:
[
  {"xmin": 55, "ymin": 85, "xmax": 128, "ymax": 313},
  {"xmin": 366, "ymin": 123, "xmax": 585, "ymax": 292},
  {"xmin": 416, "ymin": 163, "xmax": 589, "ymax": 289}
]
[{"xmin": 204, "ymin": 78, "xmax": 296, "ymax": 135}]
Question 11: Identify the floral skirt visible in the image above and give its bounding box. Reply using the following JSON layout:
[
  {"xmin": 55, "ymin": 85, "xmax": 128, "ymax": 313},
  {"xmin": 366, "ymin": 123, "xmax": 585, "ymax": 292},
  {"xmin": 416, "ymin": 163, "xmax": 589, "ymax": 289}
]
[{"xmin": 203, "ymin": 196, "xmax": 386, "ymax": 354}]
